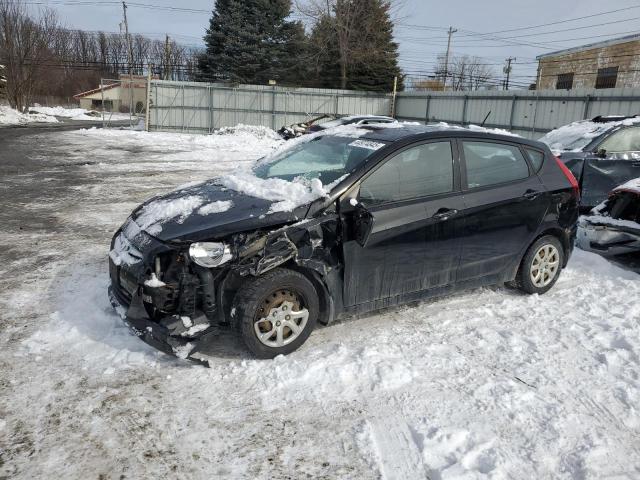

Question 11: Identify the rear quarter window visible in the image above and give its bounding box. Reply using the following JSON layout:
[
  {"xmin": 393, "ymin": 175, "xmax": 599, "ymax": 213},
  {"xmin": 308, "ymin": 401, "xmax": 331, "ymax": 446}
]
[{"xmin": 525, "ymin": 148, "xmax": 545, "ymax": 173}]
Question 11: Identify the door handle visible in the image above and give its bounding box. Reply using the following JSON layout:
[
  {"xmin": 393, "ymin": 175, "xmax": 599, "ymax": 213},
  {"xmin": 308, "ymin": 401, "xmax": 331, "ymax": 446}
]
[
  {"xmin": 632, "ymin": 162, "xmax": 640, "ymax": 167},
  {"xmin": 523, "ymin": 189, "xmax": 541, "ymax": 200},
  {"xmin": 432, "ymin": 208, "xmax": 458, "ymax": 221}
]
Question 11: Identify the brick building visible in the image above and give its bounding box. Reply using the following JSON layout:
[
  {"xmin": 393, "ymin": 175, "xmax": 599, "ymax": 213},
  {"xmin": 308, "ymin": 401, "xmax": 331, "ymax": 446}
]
[{"xmin": 536, "ymin": 34, "xmax": 640, "ymax": 90}]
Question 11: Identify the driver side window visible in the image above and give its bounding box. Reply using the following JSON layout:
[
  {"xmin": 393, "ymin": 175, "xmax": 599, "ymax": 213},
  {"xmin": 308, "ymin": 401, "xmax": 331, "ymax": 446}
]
[
  {"xmin": 598, "ymin": 127, "xmax": 640, "ymax": 153},
  {"xmin": 359, "ymin": 141, "xmax": 454, "ymax": 205}
]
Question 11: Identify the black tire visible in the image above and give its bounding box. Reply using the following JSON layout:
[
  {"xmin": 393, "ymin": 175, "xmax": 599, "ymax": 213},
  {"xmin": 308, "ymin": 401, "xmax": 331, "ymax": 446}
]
[
  {"xmin": 515, "ymin": 235, "xmax": 565, "ymax": 295},
  {"xmin": 232, "ymin": 268, "xmax": 319, "ymax": 359}
]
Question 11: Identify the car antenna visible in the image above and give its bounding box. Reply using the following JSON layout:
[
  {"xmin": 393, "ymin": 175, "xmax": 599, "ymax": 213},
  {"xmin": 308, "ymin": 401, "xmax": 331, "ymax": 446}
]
[{"xmin": 480, "ymin": 110, "xmax": 491, "ymax": 127}]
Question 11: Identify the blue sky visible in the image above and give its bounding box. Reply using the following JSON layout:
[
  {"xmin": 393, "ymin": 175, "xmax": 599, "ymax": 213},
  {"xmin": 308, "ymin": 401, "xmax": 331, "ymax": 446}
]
[{"xmin": 29, "ymin": 0, "xmax": 640, "ymax": 89}]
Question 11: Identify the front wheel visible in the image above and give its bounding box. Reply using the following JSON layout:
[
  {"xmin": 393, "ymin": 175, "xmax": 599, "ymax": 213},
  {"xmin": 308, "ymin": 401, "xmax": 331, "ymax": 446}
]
[
  {"xmin": 515, "ymin": 235, "xmax": 564, "ymax": 295},
  {"xmin": 232, "ymin": 268, "xmax": 319, "ymax": 359}
]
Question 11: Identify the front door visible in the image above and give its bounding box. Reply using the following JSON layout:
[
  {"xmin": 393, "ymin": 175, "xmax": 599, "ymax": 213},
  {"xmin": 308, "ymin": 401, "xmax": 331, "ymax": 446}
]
[
  {"xmin": 456, "ymin": 139, "xmax": 550, "ymax": 282},
  {"xmin": 582, "ymin": 126, "xmax": 640, "ymax": 206},
  {"xmin": 341, "ymin": 140, "xmax": 464, "ymax": 307}
]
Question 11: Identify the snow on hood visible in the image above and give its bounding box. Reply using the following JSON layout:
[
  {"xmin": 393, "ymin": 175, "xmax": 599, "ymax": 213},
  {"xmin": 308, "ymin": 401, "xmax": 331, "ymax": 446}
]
[
  {"xmin": 218, "ymin": 172, "xmax": 341, "ymax": 213},
  {"xmin": 134, "ymin": 195, "xmax": 208, "ymax": 235},
  {"xmin": 540, "ymin": 117, "xmax": 640, "ymax": 153}
]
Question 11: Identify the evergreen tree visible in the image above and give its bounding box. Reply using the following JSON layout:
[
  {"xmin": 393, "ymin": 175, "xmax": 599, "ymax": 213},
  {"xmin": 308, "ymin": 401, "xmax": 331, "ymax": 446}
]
[
  {"xmin": 310, "ymin": 0, "xmax": 402, "ymax": 92},
  {"xmin": 308, "ymin": 14, "xmax": 341, "ymax": 89},
  {"xmin": 345, "ymin": 0, "xmax": 403, "ymax": 92},
  {"xmin": 198, "ymin": 0, "xmax": 307, "ymax": 85}
]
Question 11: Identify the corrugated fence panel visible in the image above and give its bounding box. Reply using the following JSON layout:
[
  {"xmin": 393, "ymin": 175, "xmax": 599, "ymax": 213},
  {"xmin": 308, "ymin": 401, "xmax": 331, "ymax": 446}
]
[
  {"xmin": 149, "ymin": 80, "xmax": 640, "ymax": 140},
  {"xmin": 149, "ymin": 80, "xmax": 391, "ymax": 134},
  {"xmin": 396, "ymin": 88, "xmax": 640, "ymax": 139}
]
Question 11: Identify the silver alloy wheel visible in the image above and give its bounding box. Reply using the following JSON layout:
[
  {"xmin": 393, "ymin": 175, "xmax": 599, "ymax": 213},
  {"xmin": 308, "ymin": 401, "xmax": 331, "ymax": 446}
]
[
  {"xmin": 254, "ymin": 301, "xmax": 309, "ymax": 348},
  {"xmin": 530, "ymin": 244, "xmax": 560, "ymax": 288}
]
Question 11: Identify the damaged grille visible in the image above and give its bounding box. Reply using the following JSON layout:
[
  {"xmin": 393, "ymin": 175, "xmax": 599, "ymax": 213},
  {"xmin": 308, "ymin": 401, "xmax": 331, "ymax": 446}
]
[{"xmin": 109, "ymin": 219, "xmax": 151, "ymax": 305}]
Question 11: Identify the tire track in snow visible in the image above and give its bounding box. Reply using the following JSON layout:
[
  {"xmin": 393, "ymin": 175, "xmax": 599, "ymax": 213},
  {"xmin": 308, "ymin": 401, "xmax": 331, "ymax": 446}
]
[{"xmin": 366, "ymin": 416, "xmax": 428, "ymax": 480}]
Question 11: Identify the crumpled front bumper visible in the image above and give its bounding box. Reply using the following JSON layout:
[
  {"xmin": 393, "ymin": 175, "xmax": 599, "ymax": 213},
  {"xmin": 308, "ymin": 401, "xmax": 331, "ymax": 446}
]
[
  {"xmin": 577, "ymin": 221, "xmax": 640, "ymax": 256},
  {"xmin": 108, "ymin": 286, "xmax": 207, "ymax": 363}
]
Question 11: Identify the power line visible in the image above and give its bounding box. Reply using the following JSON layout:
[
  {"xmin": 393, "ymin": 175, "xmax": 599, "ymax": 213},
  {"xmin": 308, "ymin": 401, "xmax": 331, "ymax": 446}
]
[{"xmin": 397, "ymin": 4, "xmax": 640, "ymax": 36}]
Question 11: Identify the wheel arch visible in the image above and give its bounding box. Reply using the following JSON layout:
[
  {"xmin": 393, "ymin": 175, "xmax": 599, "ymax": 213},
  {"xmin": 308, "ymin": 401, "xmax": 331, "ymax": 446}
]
[
  {"xmin": 219, "ymin": 261, "xmax": 336, "ymax": 327},
  {"xmin": 506, "ymin": 227, "xmax": 571, "ymax": 283}
]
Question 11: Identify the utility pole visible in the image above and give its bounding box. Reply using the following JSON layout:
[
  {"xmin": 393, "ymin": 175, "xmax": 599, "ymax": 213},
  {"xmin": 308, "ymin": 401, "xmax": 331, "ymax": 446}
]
[
  {"xmin": 0, "ymin": 64, "xmax": 6, "ymax": 101},
  {"xmin": 164, "ymin": 34, "xmax": 171, "ymax": 80},
  {"xmin": 503, "ymin": 57, "xmax": 516, "ymax": 90},
  {"xmin": 443, "ymin": 26, "xmax": 457, "ymax": 91},
  {"xmin": 122, "ymin": 1, "xmax": 134, "ymax": 119}
]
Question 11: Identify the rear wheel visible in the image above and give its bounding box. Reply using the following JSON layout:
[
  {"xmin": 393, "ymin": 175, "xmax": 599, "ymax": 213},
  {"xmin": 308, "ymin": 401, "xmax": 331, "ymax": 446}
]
[
  {"xmin": 232, "ymin": 268, "xmax": 319, "ymax": 359},
  {"xmin": 515, "ymin": 235, "xmax": 564, "ymax": 295}
]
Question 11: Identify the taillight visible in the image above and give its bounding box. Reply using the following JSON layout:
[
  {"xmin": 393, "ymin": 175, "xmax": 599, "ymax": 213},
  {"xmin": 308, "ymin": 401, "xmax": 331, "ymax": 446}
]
[{"xmin": 554, "ymin": 156, "xmax": 580, "ymax": 199}]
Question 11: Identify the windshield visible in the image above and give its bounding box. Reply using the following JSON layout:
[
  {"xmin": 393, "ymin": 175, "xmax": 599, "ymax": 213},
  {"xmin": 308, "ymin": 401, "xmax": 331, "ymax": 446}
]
[{"xmin": 253, "ymin": 134, "xmax": 386, "ymax": 184}]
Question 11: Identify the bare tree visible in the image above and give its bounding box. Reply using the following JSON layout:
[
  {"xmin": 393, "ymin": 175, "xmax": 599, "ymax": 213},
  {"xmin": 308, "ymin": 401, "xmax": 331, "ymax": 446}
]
[
  {"xmin": 0, "ymin": 0, "xmax": 60, "ymax": 110},
  {"xmin": 435, "ymin": 54, "xmax": 494, "ymax": 91},
  {"xmin": 0, "ymin": 0, "xmax": 202, "ymax": 107}
]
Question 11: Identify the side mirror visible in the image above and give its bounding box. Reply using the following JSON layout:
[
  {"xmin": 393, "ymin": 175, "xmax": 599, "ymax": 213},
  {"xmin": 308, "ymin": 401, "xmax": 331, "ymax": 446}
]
[
  {"xmin": 353, "ymin": 203, "xmax": 374, "ymax": 247},
  {"xmin": 596, "ymin": 148, "xmax": 607, "ymax": 158}
]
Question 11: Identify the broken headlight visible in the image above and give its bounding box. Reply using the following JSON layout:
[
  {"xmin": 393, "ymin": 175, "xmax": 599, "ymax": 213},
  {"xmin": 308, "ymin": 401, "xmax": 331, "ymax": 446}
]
[{"xmin": 188, "ymin": 242, "xmax": 233, "ymax": 268}]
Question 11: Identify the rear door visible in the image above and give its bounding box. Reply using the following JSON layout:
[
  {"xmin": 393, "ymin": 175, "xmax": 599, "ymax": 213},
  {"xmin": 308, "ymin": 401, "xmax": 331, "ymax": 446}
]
[
  {"xmin": 456, "ymin": 139, "xmax": 549, "ymax": 282},
  {"xmin": 341, "ymin": 140, "xmax": 464, "ymax": 307}
]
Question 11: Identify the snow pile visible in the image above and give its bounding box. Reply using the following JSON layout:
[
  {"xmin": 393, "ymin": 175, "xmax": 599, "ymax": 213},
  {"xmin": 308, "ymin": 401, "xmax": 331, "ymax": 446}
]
[
  {"xmin": 31, "ymin": 105, "xmax": 134, "ymax": 121},
  {"xmin": 198, "ymin": 200, "xmax": 233, "ymax": 215},
  {"xmin": 215, "ymin": 123, "xmax": 282, "ymax": 140},
  {"xmin": 540, "ymin": 117, "xmax": 640, "ymax": 152},
  {"xmin": 218, "ymin": 172, "xmax": 334, "ymax": 212},
  {"xmin": 30, "ymin": 105, "xmax": 97, "ymax": 120},
  {"xmin": 0, "ymin": 105, "xmax": 58, "ymax": 125},
  {"xmin": 134, "ymin": 195, "xmax": 205, "ymax": 234},
  {"xmin": 76, "ymin": 125, "xmax": 283, "ymax": 165}
]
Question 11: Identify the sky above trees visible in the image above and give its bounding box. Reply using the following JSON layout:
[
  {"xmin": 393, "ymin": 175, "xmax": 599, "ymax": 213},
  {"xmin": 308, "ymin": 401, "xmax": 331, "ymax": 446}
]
[{"xmin": 27, "ymin": 0, "xmax": 640, "ymax": 89}]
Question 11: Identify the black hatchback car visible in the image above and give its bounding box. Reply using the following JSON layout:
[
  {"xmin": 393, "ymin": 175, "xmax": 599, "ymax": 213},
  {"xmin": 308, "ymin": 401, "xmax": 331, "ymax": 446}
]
[{"xmin": 109, "ymin": 125, "xmax": 579, "ymax": 360}]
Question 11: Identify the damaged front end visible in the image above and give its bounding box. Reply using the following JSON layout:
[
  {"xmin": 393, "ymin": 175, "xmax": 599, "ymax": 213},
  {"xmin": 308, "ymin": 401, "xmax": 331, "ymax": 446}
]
[
  {"xmin": 577, "ymin": 189, "xmax": 640, "ymax": 256},
  {"xmin": 108, "ymin": 215, "xmax": 342, "ymax": 361}
]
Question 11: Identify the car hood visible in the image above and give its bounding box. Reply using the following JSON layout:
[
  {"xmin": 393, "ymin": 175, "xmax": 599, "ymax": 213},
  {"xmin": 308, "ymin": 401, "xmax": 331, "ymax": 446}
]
[{"xmin": 130, "ymin": 180, "xmax": 307, "ymax": 243}]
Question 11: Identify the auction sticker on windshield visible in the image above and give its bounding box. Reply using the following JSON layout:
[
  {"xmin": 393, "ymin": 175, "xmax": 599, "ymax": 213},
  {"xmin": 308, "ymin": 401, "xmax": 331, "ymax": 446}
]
[{"xmin": 349, "ymin": 139, "xmax": 386, "ymax": 151}]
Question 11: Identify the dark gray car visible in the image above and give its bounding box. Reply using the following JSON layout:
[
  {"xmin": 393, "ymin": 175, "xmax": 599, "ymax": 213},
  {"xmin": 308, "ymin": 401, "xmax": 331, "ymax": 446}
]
[{"xmin": 540, "ymin": 115, "xmax": 640, "ymax": 209}]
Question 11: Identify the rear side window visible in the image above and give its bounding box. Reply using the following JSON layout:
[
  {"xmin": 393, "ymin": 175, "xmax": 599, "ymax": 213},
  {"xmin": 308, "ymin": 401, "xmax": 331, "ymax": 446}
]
[
  {"xmin": 462, "ymin": 141, "xmax": 530, "ymax": 189},
  {"xmin": 525, "ymin": 148, "xmax": 545, "ymax": 172},
  {"xmin": 359, "ymin": 141, "xmax": 453, "ymax": 205}
]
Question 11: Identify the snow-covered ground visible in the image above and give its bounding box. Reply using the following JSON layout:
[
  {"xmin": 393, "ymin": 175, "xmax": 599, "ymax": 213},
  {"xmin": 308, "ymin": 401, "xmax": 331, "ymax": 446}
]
[
  {"xmin": 30, "ymin": 105, "xmax": 134, "ymax": 121},
  {"xmin": 1, "ymin": 126, "xmax": 640, "ymax": 479},
  {"xmin": 0, "ymin": 105, "xmax": 135, "ymax": 125},
  {"xmin": 0, "ymin": 105, "xmax": 59, "ymax": 125}
]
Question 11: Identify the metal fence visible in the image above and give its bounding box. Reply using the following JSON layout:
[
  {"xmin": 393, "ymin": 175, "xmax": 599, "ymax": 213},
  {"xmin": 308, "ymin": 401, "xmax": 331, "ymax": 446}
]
[
  {"xmin": 147, "ymin": 80, "xmax": 392, "ymax": 134},
  {"xmin": 394, "ymin": 88, "xmax": 640, "ymax": 139},
  {"xmin": 145, "ymin": 79, "xmax": 640, "ymax": 139}
]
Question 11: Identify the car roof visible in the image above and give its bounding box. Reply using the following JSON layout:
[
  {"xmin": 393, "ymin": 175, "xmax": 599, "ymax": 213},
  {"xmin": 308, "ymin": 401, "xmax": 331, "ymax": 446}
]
[
  {"xmin": 352, "ymin": 123, "xmax": 544, "ymax": 148},
  {"xmin": 342, "ymin": 115, "xmax": 395, "ymax": 121}
]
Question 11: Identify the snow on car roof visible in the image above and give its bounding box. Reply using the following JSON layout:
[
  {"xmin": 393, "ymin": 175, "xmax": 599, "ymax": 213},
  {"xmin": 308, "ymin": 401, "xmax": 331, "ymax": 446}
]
[{"xmin": 540, "ymin": 116, "xmax": 640, "ymax": 153}]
